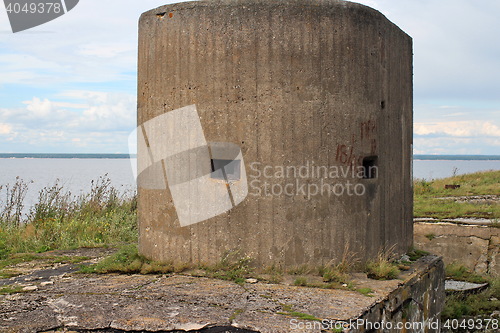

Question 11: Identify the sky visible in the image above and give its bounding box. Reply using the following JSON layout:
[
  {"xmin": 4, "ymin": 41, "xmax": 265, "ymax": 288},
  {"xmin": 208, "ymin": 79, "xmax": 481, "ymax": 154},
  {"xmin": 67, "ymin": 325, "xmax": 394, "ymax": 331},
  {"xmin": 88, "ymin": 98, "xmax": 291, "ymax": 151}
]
[{"xmin": 0, "ymin": 0, "xmax": 499, "ymax": 155}]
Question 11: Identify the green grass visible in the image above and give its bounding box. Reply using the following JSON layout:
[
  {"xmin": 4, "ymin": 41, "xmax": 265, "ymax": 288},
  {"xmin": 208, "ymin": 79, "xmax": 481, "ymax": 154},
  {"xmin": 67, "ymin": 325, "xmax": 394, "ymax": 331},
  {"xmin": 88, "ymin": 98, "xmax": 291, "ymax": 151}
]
[
  {"xmin": 365, "ymin": 250, "xmax": 400, "ymax": 280},
  {"xmin": 228, "ymin": 309, "xmax": 244, "ymax": 322},
  {"xmin": 0, "ymin": 176, "xmax": 137, "ymax": 277},
  {"xmin": 281, "ymin": 311, "xmax": 320, "ymax": 321},
  {"xmin": 80, "ymin": 246, "xmax": 252, "ymax": 284},
  {"xmin": 290, "ymin": 258, "xmax": 355, "ymax": 289},
  {"xmin": 293, "ymin": 277, "xmax": 308, "ymax": 286},
  {"xmin": 414, "ymin": 170, "xmax": 500, "ymax": 220},
  {"xmin": 442, "ymin": 264, "xmax": 498, "ymax": 320},
  {"xmin": 78, "ymin": 244, "xmax": 185, "ymax": 275},
  {"xmin": 0, "ymin": 253, "xmax": 38, "ymax": 269},
  {"xmin": 442, "ymin": 277, "xmax": 500, "ymax": 320},
  {"xmin": 0, "ymin": 253, "xmax": 91, "ymax": 278},
  {"xmin": 425, "ymin": 233, "xmax": 436, "ymax": 241},
  {"xmin": 445, "ymin": 263, "xmax": 488, "ymax": 284},
  {"xmin": 51, "ymin": 256, "xmax": 91, "ymax": 264},
  {"xmin": 0, "ymin": 176, "xmax": 137, "ymax": 256},
  {"xmin": 0, "ymin": 253, "xmax": 39, "ymax": 278},
  {"xmin": 356, "ymin": 287, "xmax": 374, "ymax": 297},
  {"xmin": 199, "ymin": 250, "xmax": 253, "ymax": 283},
  {"xmin": 0, "ymin": 285, "xmax": 24, "ymax": 295},
  {"xmin": 414, "ymin": 171, "xmax": 500, "ymax": 321},
  {"xmin": 366, "ymin": 261, "xmax": 400, "ymax": 280},
  {"xmin": 277, "ymin": 303, "xmax": 321, "ymax": 321},
  {"xmin": 79, "ymin": 246, "xmax": 251, "ymax": 284},
  {"xmin": 406, "ymin": 248, "xmax": 430, "ymax": 261},
  {"xmin": 320, "ymin": 262, "xmax": 351, "ymax": 284}
]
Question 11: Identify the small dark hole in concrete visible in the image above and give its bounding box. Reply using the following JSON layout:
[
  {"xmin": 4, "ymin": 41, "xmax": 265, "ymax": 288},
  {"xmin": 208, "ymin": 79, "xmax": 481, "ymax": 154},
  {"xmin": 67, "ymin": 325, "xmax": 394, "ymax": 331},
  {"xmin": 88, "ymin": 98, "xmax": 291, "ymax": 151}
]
[
  {"xmin": 362, "ymin": 156, "xmax": 378, "ymax": 179},
  {"xmin": 211, "ymin": 159, "xmax": 241, "ymax": 181},
  {"xmin": 380, "ymin": 100, "xmax": 385, "ymax": 109},
  {"xmin": 156, "ymin": 12, "xmax": 166, "ymax": 18}
]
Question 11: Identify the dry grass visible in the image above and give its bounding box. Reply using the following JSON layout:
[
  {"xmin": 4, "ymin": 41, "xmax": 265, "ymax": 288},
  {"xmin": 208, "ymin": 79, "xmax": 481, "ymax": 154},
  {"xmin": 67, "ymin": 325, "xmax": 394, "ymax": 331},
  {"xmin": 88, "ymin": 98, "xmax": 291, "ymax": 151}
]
[{"xmin": 365, "ymin": 247, "xmax": 400, "ymax": 280}]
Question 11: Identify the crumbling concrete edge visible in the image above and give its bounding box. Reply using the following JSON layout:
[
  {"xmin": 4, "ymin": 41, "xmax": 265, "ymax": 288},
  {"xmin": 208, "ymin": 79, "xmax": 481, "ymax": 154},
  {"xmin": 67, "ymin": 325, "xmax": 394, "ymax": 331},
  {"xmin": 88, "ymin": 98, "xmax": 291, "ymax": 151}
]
[{"xmin": 350, "ymin": 255, "xmax": 445, "ymax": 333}]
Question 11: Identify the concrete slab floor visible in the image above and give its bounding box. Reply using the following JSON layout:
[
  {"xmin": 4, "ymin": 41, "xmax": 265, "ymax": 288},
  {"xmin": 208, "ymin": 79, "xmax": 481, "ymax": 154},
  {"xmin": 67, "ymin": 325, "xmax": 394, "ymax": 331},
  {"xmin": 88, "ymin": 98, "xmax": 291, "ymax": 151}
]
[{"xmin": 0, "ymin": 251, "xmax": 443, "ymax": 333}]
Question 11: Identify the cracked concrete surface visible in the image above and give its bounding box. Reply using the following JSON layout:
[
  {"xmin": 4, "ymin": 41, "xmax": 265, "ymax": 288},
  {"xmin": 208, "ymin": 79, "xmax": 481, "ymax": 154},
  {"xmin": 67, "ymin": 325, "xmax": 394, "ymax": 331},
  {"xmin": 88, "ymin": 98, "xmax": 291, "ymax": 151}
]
[
  {"xmin": 0, "ymin": 251, "xmax": 443, "ymax": 333},
  {"xmin": 1, "ymin": 274, "xmax": 375, "ymax": 332}
]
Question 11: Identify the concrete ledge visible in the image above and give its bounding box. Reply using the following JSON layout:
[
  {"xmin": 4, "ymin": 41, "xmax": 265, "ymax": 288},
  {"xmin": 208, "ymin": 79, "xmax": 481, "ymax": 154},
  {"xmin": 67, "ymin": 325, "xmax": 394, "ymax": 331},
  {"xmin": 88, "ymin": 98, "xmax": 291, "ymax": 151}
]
[{"xmin": 415, "ymin": 221, "xmax": 500, "ymax": 276}]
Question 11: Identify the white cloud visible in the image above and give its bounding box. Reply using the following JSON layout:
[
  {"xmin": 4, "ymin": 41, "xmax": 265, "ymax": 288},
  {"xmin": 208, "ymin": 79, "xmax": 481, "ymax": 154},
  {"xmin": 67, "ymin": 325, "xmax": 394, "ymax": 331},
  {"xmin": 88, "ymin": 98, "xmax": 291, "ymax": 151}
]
[
  {"xmin": 55, "ymin": 90, "xmax": 136, "ymax": 130},
  {"xmin": 443, "ymin": 113, "xmax": 466, "ymax": 117},
  {"xmin": 413, "ymin": 137, "xmax": 492, "ymax": 155},
  {"xmin": 0, "ymin": 123, "xmax": 12, "ymax": 135},
  {"xmin": 77, "ymin": 43, "xmax": 135, "ymax": 58},
  {"xmin": 24, "ymin": 98, "xmax": 59, "ymax": 117},
  {"xmin": 52, "ymin": 102, "xmax": 87, "ymax": 109},
  {"xmin": 415, "ymin": 121, "xmax": 500, "ymax": 138},
  {"xmin": 0, "ymin": 91, "xmax": 136, "ymax": 152},
  {"xmin": 0, "ymin": 53, "xmax": 62, "ymax": 71}
]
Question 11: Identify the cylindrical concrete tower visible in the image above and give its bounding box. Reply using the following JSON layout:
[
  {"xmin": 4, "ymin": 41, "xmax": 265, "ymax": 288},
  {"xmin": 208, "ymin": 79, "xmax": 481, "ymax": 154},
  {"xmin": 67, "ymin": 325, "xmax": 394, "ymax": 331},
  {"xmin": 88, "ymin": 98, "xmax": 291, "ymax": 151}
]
[{"xmin": 137, "ymin": 0, "xmax": 413, "ymax": 268}]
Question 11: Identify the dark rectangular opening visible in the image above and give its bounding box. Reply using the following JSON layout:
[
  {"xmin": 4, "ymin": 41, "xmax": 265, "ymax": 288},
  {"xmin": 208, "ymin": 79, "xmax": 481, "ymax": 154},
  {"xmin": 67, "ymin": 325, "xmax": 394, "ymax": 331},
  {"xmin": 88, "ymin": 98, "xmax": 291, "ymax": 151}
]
[
  {"xmin": 211, "ymin": 159, "xmax": 241, "ymax": 181},
  {"xmin": 362, "ymin": 156, "xmax": 378, "ymax": 179}
]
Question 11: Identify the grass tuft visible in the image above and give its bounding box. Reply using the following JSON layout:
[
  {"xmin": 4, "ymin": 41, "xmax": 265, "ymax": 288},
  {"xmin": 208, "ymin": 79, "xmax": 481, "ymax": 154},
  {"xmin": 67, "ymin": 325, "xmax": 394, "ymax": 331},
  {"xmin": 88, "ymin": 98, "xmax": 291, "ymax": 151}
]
[
  {"xmin": 406, "ymin": 248, "xmax": 430, "ymax": 261},
  {"xmin": 199, "ymin": 250, "xmax": 253, "ymax": 283},
  {"xmin": 356, "ymin": 287, "xmax": 374, "ymax": 297},
  {"xmin": 277, "ymin": 303, "xmax": 321, "ymax": 321},
  {"xmin": 78, "ymin": 244, "xmax": 179, "ymax": 275},
  {"xmin": 366, "ymin": 248, "xmax": 400, "ymax": 280},
  {"xmin": 293, "ymin": 277, "xmax": 308, "ymax": 286},
  {"xmin": 425, "ymin": 233, "xmax": 436, "ymax": 241}
]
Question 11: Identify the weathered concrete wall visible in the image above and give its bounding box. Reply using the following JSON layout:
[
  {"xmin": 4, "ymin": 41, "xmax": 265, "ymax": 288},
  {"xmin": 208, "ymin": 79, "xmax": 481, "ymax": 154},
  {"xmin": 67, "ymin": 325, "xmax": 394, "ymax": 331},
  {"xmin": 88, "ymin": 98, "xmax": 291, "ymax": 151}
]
[
  {"xmin": 415, "ymin": 222, "xmax": 500, "ymax": 276},
  {"xmin": 137, "ymin": 0, "xmax": 413, "ymax": 267},
  {"xmin": 356, "ymin": 256, "xmax": 445, "ymax": 333}
]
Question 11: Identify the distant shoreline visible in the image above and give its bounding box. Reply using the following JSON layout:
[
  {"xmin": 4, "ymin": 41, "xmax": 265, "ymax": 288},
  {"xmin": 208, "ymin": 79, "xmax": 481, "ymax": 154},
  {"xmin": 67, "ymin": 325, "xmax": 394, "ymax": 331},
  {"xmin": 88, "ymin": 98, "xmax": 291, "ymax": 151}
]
[
  {"xmin": 413, "ymin": 155, "xmax": 500, "ymax": 161},
  {"xmin": 0, "ymin": 153, "xmax": 499, "ymax": 160},
  {"xmin": 0, "ymin": 153, "xmax": 134, "ymax": 159}
]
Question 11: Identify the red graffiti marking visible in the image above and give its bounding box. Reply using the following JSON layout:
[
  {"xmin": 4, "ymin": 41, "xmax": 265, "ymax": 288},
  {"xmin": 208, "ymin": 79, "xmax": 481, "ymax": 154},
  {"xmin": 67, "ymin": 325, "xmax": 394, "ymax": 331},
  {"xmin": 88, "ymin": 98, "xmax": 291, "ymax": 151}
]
[
  {"xmin": 336, "ymin": 144, "xmax": 348, "ymax": 164},
  {"xmin": 360, "ymin": 120, "xmax": 377, "ymax": 141},
  {"xmin": 335, "ymin": 119, "xmax": 379, "ymax": 167},
  {"xmin": 336, "ymin": 144, "xmax": 361, "ymax": 167},
  {"xmin": 371, "ymin": 139, "xmax": 377, "ymax": 155}
]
